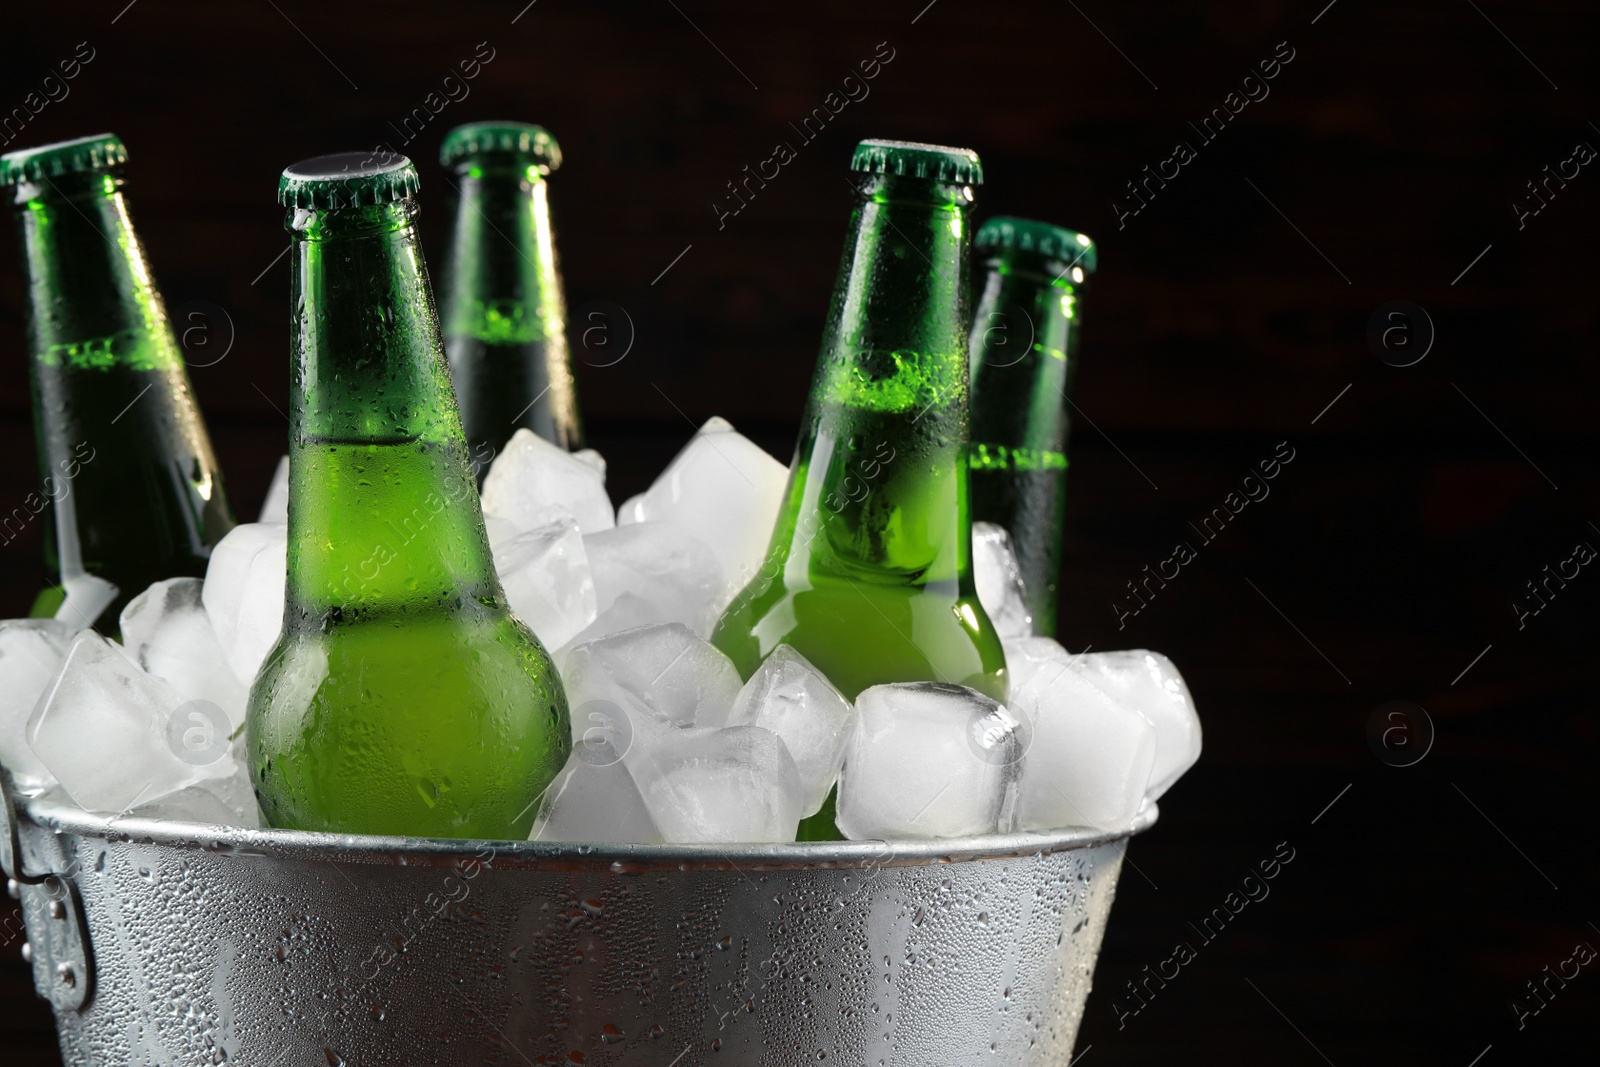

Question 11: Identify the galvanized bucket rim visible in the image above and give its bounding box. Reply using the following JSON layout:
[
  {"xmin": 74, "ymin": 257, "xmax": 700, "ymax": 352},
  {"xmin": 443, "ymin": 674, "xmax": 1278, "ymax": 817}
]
[{"xmin": 19, "ymin": 794, "xmax": 1158, "ymax": 873}]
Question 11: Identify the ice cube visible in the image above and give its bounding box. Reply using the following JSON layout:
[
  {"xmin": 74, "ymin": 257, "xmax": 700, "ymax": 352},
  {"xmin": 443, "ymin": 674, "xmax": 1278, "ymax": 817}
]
[
  {"xmin": 54, "ymin": 573, "xmax": 118, "ymax": 632},
  {"xmin": 973, "ymin": 522, "xmax": 1033, "ymax": 640},
  {"xmin": 630, "ymin": 725, "xmax": 802, "ymax": 843},
  {"xmin": 120, "ymin": 578, "xmax": 249, "ymax": 729},
  {"xmin": 531, "ymin": 741, "xmax": 663, "ymax": 844},
  {"xmin": 0, "ymin": 619, "xmax": 77, "ymax": 791},
  {"xmin": 481, "ymin": 428, "xmax": 615, "ymax": 536},
  {"xmin": 27, "ymin": 632, "xmax": 236, "ymax": 814},
  {"xmin": 559, "ymin": 592, "xmax": 668, "ymax": 651},
  {"xmin": 1004, "ymin": 637, "xmax": 1158, "ymax": 832},
  {"xmin": 494, "ymin": 506, "xmax": 597, "ymax": 650},
  {"xmin": 837, "ymin": 682, "xmax": 1023, "ymax": 840},
  {"xmin": 727, "ymin": 645, "xmax": 854, "ymax": 816},
  {"xmin": 559, "ymin": 623, "xmax": 740, "ymax": 731},
  {"xmin": 1064, "ymin": 650, "xmax": 1200, "ymax": 800},
  {"xmin": 617, "ymin": 417, "xmax": 788, "ymax": 590},
  {"xmin": 133, "ymin": 740, "xmax": 260, "ymax": 827},
  {"xmin": 259, "ymin": 454, "xmax": 289, "ymax": 523},
  {"xmin": 584, "ymin": 522, "xmax": 725, "ymax": 637},
  {"xmin": 482, "ymin": 512, "xmax": 521, "ymax": 556},
  {"xmin": 202, "ymin": 521, "xmax": 286, "ymax": 687},
  {"xmin": 572, "ymin": 449, "xmax": 607, "ymax": 479},
  {"xmin": 616, "ymin": 493, "xmax": 647, "ymax": 525}
]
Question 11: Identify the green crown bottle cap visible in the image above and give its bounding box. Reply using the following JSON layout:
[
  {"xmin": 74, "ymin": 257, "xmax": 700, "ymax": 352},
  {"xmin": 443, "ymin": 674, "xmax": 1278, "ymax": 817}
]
[
  {"xmin": 975, "ymin": 216, "xmax": 1097, "ymax": 273},
  {"xmin": 278, "ymin": 151, "xmax": 420, "ymax": 209},
  {"xmin": 440, "ymin": 122, "xmax": 562, "ymax": 172},
  {"xmin": 850, "ymin": 139, "xmax": 983, "ymax": 185},
  {"xmin": 0, "ymin": 132, "xmax": 127, "ymax": 187}
]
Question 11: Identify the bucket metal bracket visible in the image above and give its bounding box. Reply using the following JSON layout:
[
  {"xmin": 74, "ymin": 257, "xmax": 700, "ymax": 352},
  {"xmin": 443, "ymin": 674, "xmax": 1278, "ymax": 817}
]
[
  {"xmin": 0, "ymin": 767, "xmax": 45, "ymax": 887},
  {"xmin": 1, "ymin": 770, "xmax": 95, "ymax": 1013},
  {"xmin": 18, "ymin": 877, "xmax": 94, "ymax": 1013}
]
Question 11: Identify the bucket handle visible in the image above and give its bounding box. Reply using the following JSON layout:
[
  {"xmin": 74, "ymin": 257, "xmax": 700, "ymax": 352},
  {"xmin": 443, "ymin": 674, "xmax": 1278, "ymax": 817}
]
[
  {"xmin": 1, "ymin": 769, "xmax": 96, "ymax": 1013},
  {"xmin": 0, "ymin": 768, "xmax": 51, "ymax": 886}
]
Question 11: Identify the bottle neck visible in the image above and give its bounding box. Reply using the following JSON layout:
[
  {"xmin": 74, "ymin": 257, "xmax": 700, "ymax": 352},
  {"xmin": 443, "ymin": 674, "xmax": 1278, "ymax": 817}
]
[
  {"xmin": 9, "ymin": 169, "xmax": 233, "ymax": 599},
  {"xmin": 813, "ymin": 173, "xmax": 974, "ymax": 416},
  {"xmin": 285, "ymin": 198, "xmax": 498, "ymax": 617},
  {"xmin": 289, "ymin": 199, "xmax": 461, "ymax": 445},
  {"xmin": 440, "ymin": 163, "xmax": 565, "ymax": 347},
  {"xmin": 972, "ymin": 249, "xmax": 1082, "ymax": 352},
  {"xmin": 774, "ymin": 173, "xmax": 978, "ymax": 585},
  {"xmin": 11, "ymin": 171, "xmax": 181, "ymax": 372},
  {"xmin": 968, "ymin": 248, "xmax": 1084, "ymax": 455}
]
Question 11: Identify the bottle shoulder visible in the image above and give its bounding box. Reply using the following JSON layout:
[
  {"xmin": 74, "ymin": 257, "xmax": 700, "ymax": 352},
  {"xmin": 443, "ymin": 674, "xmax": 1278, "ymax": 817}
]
[
  {"xmin": 260, "ymin": 605, "xmax": 565, "ymax": 705},
  {"xmin": 714, "ymin": 566, "xmax": 1006, "ymax": 702}
]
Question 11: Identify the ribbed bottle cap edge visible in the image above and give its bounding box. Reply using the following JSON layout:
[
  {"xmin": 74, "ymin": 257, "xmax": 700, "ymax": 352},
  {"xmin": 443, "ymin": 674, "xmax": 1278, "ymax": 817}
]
[
  {"xmin": 0, "ymin": 133, "xmax": 128, "ymax": 187},
  {"xmin": 975, "ymin": 216, "xmax": 1097, "ymax": 273},
  {"xmin": 439, "ymin": 122, "xmax": 562, "ymax": 172},
  {"xmin": 277, "ymin": 152, "xmax": 422, "ymax": 209},
  {"xmin": 849, "ymin": 138, "xmax": 983, "ymax": 185}
]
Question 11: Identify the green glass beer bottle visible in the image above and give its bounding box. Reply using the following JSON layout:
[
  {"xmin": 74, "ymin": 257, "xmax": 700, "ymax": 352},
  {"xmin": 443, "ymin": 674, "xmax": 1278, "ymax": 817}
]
[
  {"xmin": 1, "ymin": 133, "xmax": 235, "ymax": 629},
  {"xmin": 713, "ymin": 140, "xmax": 1008, "ymax": 835},
  {"xmin": 438, "ymin": 122, "xmax": 581, "ymax": 473},
  {"xmin": 248, "ymin": 152, "xmax": 570, "ymax": 839},
  {"xmin": 967, "ymin": 217, "xmax": 1096, "ymax": 636}
]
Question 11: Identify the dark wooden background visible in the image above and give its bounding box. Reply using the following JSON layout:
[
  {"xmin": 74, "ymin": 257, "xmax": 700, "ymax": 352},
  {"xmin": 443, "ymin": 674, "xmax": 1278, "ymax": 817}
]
[{"xmin": 2, "ymin": 1, "xmax": 1596, "ymax": 1063}]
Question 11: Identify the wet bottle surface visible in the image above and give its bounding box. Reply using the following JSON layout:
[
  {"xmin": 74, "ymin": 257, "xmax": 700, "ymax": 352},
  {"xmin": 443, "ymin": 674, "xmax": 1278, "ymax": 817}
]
[
  {"xmin": 711, "ymin": 140, "xmax": 1008, "ymax": 839},
  {"xmin": 968, "ymin": 218, "xmax": 1096, "ymax": 636},
  {"xmin": 1, "ymin": 133, "xmax": 235, "ymax": 630},
  {"xmin": 248, "ymin": 152, "xmax": 570, "ymax": 840},
  {"xmin": 438, "ymin": 122, "xmax": 581, "ymax": 473}
]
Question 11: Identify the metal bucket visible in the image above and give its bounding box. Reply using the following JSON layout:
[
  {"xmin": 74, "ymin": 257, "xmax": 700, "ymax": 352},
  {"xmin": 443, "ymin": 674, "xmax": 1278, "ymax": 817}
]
[{"xmin": 4, "ymin": 780, "xmax": 1155, "ymax": 1066}]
